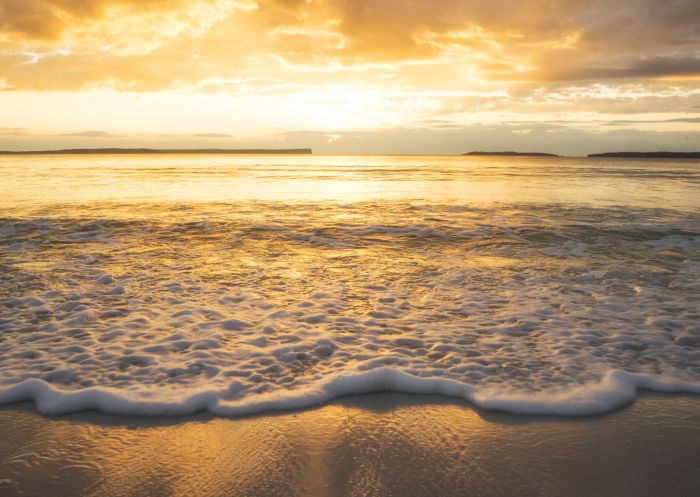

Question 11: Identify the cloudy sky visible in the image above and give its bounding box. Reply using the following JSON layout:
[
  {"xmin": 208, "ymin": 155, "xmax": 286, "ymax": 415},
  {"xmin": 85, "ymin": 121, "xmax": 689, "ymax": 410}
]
[{"xmin": 1, "ymin": 0, "xmax": 699, "ymax": 154}]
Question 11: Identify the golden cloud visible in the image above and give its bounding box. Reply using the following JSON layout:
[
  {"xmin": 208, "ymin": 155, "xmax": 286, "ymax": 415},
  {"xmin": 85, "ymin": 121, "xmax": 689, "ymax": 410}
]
[{"xmin": 0, "ymin": 0, "xmax": 698, "ymax": 97}]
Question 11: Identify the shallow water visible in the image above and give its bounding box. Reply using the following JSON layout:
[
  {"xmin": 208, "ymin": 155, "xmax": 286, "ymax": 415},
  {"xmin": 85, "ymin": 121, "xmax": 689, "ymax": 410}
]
[{"xmin": 0, "ymin": 154, "xmax": 699, "ymax": 416}]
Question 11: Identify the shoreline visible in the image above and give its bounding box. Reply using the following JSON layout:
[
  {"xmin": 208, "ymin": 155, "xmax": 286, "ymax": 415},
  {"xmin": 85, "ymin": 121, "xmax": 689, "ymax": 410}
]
[
  {"xmin": 3, "ymin": 368, "xmax": 700, "ymax": 419},
  {"xmin": 1, "ymin": 392, "xmax": 700, "ymax": 496}
]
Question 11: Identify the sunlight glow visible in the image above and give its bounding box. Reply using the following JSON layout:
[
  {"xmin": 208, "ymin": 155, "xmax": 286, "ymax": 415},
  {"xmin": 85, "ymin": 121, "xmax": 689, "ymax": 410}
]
[{"xmin": 0, "ymin": 0, "xmax": 698, "ymax": 153}]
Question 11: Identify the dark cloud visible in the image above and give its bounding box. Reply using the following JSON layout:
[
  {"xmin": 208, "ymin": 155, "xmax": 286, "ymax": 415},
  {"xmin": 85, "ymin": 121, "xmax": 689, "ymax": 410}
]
[
  {"xmin": 542, "ymin": 56, "xmax": 700, "ymax": 80},
  {"xmin": 628, "ymin": 57, "xmax": 700, "ymax": 78},
  {"xmin": 668, "ymin": 117, "xmax": 700, "ymax": 123}
]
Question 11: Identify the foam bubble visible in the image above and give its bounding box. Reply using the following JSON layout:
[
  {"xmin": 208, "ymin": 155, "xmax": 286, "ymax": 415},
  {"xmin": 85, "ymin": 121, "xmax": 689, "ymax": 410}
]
[{"xmin": 1, "ymin": 201, "xmax": 699, "ymax": 417}]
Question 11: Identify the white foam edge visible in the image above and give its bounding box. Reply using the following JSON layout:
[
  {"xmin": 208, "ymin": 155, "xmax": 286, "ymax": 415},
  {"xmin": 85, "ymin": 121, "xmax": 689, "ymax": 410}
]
[{"xmin": 1, "ymin": 368, "xmax": 700, "ymax": 417}]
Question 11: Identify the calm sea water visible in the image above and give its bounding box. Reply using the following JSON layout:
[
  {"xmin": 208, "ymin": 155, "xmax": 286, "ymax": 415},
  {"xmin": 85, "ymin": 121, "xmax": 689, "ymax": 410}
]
[
  {"xmin": 1, "ymin": 154, "xmax": 699, "ymax": 211},
  {"xmin": 0, "ymin": 154, "xmax": 699, "ymax": 416}
]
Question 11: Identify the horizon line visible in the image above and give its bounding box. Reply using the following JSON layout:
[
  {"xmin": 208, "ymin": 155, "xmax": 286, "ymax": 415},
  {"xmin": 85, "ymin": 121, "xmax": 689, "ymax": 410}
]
[{"xmin": 1, "ymin": 148, "xmax": 700, "ymax": 159}]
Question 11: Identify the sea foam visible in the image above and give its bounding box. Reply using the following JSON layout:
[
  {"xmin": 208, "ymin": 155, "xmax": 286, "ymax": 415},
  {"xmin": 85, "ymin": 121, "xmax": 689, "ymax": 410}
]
[
  {"xmin": 1, "ymin": 201, "xmax": 699, "ymax": 417},
  {"xmin": 3, "ymin": 369, "xmax": 700, "ymax": 417}
]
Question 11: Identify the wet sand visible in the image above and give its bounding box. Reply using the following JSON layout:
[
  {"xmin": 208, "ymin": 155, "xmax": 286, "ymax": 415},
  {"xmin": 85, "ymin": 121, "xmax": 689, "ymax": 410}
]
[{"xmin": 1, "ymin": 393, "xmax": 699, "ymax": 497}]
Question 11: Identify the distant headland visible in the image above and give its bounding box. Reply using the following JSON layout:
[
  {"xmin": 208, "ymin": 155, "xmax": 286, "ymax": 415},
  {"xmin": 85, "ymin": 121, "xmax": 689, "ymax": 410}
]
[
  {"xmin": 0, "ymin": 148, "xmax": 313, "ymax": 155},
  {"xmin": 588, "ymin": 152, "xmax": 700, "ymax": 159},
  {"xmin": 463, "ymin": 151, "xmax": 559, "ymax": 157}
]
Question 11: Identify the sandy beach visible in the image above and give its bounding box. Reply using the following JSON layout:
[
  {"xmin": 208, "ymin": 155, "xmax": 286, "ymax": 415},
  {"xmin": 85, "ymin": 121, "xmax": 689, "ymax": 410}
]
[{"xmin": 1, "ymin": 393, "xmax": 699, "ymax": 497}]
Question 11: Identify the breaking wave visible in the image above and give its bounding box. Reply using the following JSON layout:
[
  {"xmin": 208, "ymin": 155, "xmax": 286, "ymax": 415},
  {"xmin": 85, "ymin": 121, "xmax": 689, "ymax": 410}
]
[{"xmin": 2, "ymin": 200, "xmax": 699, "ymax": 417}]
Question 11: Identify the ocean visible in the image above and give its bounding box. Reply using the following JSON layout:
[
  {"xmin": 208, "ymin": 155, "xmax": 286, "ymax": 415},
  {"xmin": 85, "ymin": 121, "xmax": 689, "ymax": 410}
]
[{"xmin": 1, "ymin": 154, "xmax": 699, "ymax": 416}]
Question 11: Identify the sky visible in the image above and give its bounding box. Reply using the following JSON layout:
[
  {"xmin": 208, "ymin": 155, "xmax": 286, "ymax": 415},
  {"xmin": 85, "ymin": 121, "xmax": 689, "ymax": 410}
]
[{"xmin": 0, "ymin": 0, "xmax": 699, "ymax": 155}]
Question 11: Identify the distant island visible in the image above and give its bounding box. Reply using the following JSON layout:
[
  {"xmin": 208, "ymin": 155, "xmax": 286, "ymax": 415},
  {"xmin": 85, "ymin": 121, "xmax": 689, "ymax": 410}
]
[
  {"xmin": 588, "ymin": 152, "xmax": 700, "ymax": 159},
  {"xmin": 0, "ymin": 148, "xmax": 312, "ymax": 155},
  {"xmin": 463, "ymin": 151, "xmax": 559, "ymax": 157}
]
